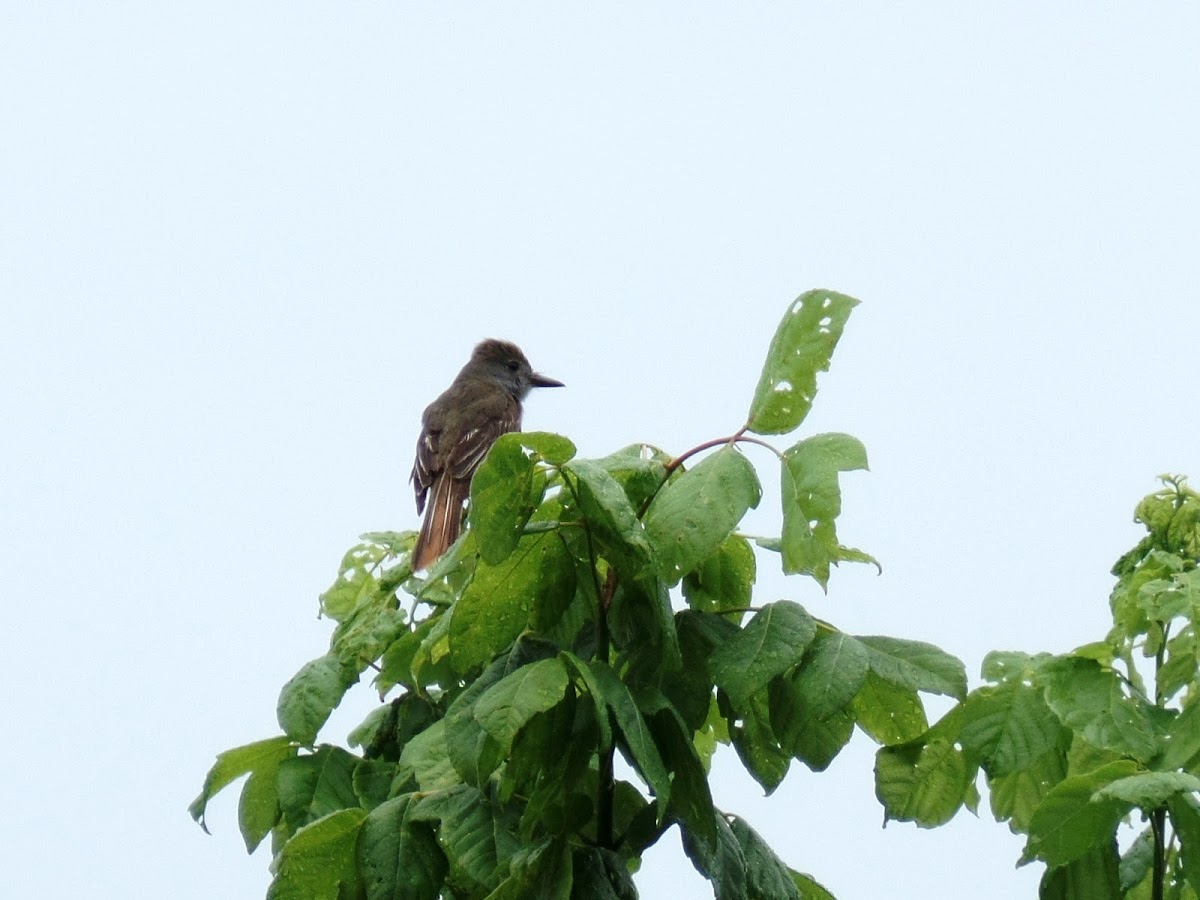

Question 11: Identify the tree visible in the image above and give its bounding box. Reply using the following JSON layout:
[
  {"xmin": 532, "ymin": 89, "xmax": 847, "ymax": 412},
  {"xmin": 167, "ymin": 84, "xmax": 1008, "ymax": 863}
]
[
  {"xmin": 874, "ymin": 475, "xmax": 1200, "ymax": 900},
  {"xmin": 192, "ymin": 289, "xmax": 971, "ymax": 898}
]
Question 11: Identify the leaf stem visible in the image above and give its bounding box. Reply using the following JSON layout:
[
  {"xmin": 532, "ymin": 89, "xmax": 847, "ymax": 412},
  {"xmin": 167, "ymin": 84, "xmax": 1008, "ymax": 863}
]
[{"xmin": 636, "ymin": 428, "xmax": 779, "ymax": 518}]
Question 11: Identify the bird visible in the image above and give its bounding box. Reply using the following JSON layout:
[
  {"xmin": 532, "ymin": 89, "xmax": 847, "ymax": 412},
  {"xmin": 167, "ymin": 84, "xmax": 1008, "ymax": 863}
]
[{"xmin": 410, "ymin": 339, "xmax": 563, "ymax": 570}]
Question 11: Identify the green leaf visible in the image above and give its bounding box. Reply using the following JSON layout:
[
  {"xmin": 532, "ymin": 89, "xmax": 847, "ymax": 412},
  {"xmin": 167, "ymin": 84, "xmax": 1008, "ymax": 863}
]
[
  {"xmin": 1038, "ymin": 842, "xmax": 1122, "ymax": 900},
  {"xmin": 330, "ymin": 588, "xmax": 407, "ymax": 672},
  {"xmin": 276, "ymin": 746, "xmax": 361, "ymax": 836},
  {"xmin": 1159, "ymin": 695, "xmax": 1200, "ymax": 772},
  {"xmin": 189, "ymin": 735, "xmax": 296, "ymax": 832},
  {"xmin": 569, "ymin": 847, "xmax": 638, "ymax": 900},
  {"xmin": 772, "ymin": 674, "xmax": 855, "ymax": 772},
  {"xmin": 683, "ymin": 534, "xmax": 756, "ymax": 620},
  {"xmin": 239, "ymin": 756, "xmax": 290, "ymax": 852},
  {"xmin": 1118, "ymin": 826, "xmax": 1154, "ymax": 893},
  {"xmin": 474, "ymin": 657, "xmax": 571, "ymax": 753},
  {"xmin": 359, "ymin": 794, "xmax": 447, "ymax": 900},
  {"xmin": 449, "ymin": 529, "xmax": 574, "ymax": 673},
  {"xmin": 594, "ymin": 444, "xmax": 670, "ymax": 510},
  {"xmin": 411, "ymin": 784, "xmax": 516, "ymax": 895},
  {"xmin": 988, "ymin": 748, "xmax": 1068, "ymax": 834},
  {"xmin": 514, "ymin": 431, "xmax": 577, "ymax": 466},
  {"xmin": 680, "ymin": 810, "xmax": 747, "ymax": 900},
  {"xmin": 711, "ymin": 601, "xmax": 816, "ymax": 708},
  {"xmin": 1094, "ymin": 771, "xmax": 1200, "ymax": 806},
  {"xmin": 443, "ymin": 660, "xmax": 507, "ymax": 787},
  {"xmin": 469, "ymin": 434, "xmax": 540, "ymax": 566},
  {"xmin": 957, "ymin": 682, "xmax": 1068, "ymax": 777},
  {"xmin": 608, "ymin": 573, "xmax": 682, "ymax": 676},
  {"xmin": 643, "ymin": 445, "xmax": 762, "ymax": 585},
  {"xmin": 397, "ymin": 719, "xmax": 461, "ymax": 792},
  {"xmin": 791, "ymin": 629, "xmax": 870, "ymax": 720},
  {"xmin": 875, "ymin": 739, "xmax": 971, "ymax": 827},
  {"xmin": 267, "ymin": 810, "xmax": 366, "ymax": 900},
  {"xmin": 746, "ymin": 289, "xmax": 860, "ymax": 435},
  {"xmin": 563, "ymin": 654, "xmax": 671, "ymax": 817},
  {"xmin": 276, "ymin": 653, "xmax": 358, "ymax": 746},
  {"xmin": 1021, "ymin": 759, "xmax": 1138, "ymax": 866},
  {"xmin": 563, "ymin": 458, "xmax": 653, "ymax": 574},
  {"xmin": 649, "ymin": 706, "xmax": 717, "ymax": 846},
  {"xmin": 780, "ymin": 432, "xmax": 871, "ymax": 589},
  {"xmin": 319, "ymin": 541, "xmax": 390, "ymax": 622},
  {"xmin": 856, "ymin": 635, "xmax": 967, "ymax": 700},
  {"xmin": 729, "ymin": 690, "xmax": 791, "ymax": 795},
  {"xmin": 789, "ymin": 869, "xmax": 836, "ymax": 900},
  {"xmin": 486, "ymin": 838, "xmax": 573, "ymax": 900},
  {"xmin": 850, "ymin": 670, "xmax": 929, "ymax": 745},
  {"xmin": 1168, "ymin": 794, "xmax": 1200, "ymax": 894},
  {"xmin": 729, "ymin": 816, "xmax": 802, "ymax": 900},
  {"xmin": 1038, "ymin": 657, "xmax": 1159, "ymax": 761}
]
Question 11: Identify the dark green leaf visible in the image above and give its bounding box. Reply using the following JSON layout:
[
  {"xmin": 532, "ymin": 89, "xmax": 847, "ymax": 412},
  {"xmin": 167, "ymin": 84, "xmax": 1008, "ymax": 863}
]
[
  {"xmin": 266, "ymin": 809, "xmax": 366, "ymax": 900},
  {"xmin": 396, "ymin": 720, "xmax": 461, "ymax": 792},
  {"xmin": 359, "ymin": 794, "xmax": 447, "ymax": 900},
  {"xmin": 487, "ymin": 837, "xmax": 572, "ymax": 900},
  {"xmin": 1159, "ymin": 697, "xmax": 1200, "ymax": 772},
  {"xmin": 649, "ymin": 707, "xmax": 716, "ymax": 846},
  {"xmin": 239, "ymin": 762, "xmax": 286, "ymax": 853},
  {"xmin": 1038, "ymin": 657, "xmax": 1159, "ymax": 761},
  {"xmin": 746, "ymin": 289, "xmax": 860, "ymax": 435},
  {"xmin": 875, "ymin": 739, "xmax": 971, "ymax": 827},
  {"xmin": 1021, "ymin": 760, "xmax": 1138, "ymax": 866},
  {"xmin": 711, "ymin": 601, "xmax": 816, "ymax": 707},
  {"xmin": 856, "ymin": 635, "xmax": 967, "ymax": 700},
  {"xmin": 570, "ymin": 848, "xmax": 638, "ymax": 900},
  {"xmin": 680, "ymin": 810, "xmax": 747, "ymax": 900},
  {"xmin": 443, "ymin": 660, "xmax": 507, "ymax": 787},
  {"xmin": 780, "ymin": 433, "xmax": 870, "ymax": 589},
  {"xmin": 730, "ymin": 691, "xmax": 791, "ymax": 795},
  {"xmin": 643, "ymin": 446, "xmax": 762, "ymax": 585},
  {"xmin": 277, "ymin": 653, "xmax": 358, "ymax": 746},
  {"xmin": 729, "ymin": 816, "xmax": 802, "ymax": 900},
  {"xmin": 352, "ymin": 759, "xmax": 396, "ymax": 812},
  {"xmin": 608, "ymin": 573, "xmax": 682, "ymax": 676},
  {"xmin": 189, "ymin": 735, "xmax": 296, "ymax": 832}
]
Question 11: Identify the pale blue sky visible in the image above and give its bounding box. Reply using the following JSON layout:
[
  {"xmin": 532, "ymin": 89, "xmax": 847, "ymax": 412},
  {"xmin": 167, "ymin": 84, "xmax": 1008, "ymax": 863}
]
[{"xmin": 3, "ymin": 4, "xmax": 1199, "ymax": 898}]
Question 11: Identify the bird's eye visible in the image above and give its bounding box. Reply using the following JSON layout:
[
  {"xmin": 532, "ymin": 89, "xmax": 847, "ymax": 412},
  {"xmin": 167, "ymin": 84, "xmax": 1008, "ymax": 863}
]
[{"xmin": 506, "ymin": 361, "xmax": 519, "ymax": 372}]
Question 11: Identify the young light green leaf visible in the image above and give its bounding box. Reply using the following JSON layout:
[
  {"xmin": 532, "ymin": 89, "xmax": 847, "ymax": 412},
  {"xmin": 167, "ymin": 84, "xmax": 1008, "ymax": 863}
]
[
  {"xmin": 1021, "ymin": 760, "xmax": 1139, "ymax": 867},
  {"xmin": 473, "ymin": 657, "xmax": 570, "ymax": 753},
  {"xmin": 643, "ymin": 446, "xmax": 762, "ymax": 585},
  {"xmin": 746, "ymin": 289, "xmax": 859, "ymax": 435},
  {"xmin": 189, "ymin": 735, "xmax": 296, "ymax": 832},
  {"xmin": 514, "ymin": 430, "xmax": 577, "ymax": 466},
  {"xmin": 875, "ymin": 739, "xmax": 971, "ymax": 828},
  {"xmin": 780, "ymin": 432, "xmax": 871, "ymax": 589},
  {"xmin": 358, "ymin": 794, "xmax": 447, "ymax": 900},
  {"xmin": 277, "ymin": 653, "xmax": 358, "ymax": 746},
  {"xmin": 710, "ymin": 601, "xmax": 816, "ymax": 708},
  {"xmin": 266, "ymin": 808, "xmax": 367, "ymax": 900},
  {"xmin": 856, "ymin": 635, "xmax": 967, "ymax": 700},
  {"xmin": 239, "ymin": 757, "xmax": 289, "ymax": 853}
]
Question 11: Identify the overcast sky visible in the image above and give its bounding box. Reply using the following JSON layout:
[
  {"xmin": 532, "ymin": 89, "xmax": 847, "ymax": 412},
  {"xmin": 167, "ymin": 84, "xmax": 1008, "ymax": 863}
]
[{"xmin": 4, "ymin": 4, "xmax": 1199, "ymax": 898}]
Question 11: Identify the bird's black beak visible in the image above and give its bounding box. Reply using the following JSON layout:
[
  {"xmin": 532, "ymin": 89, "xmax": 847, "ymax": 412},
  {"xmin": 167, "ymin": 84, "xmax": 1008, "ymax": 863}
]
[{"xmin": 530, "ymin": 373, "xmax": 564, "ymax": 388}]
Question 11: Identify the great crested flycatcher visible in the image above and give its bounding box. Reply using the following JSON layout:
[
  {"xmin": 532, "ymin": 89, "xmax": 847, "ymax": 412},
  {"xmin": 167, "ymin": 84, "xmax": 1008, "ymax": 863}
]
[{"xmin": 410, "ymin": 339, "xmax": 563, "ymax": 570}]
